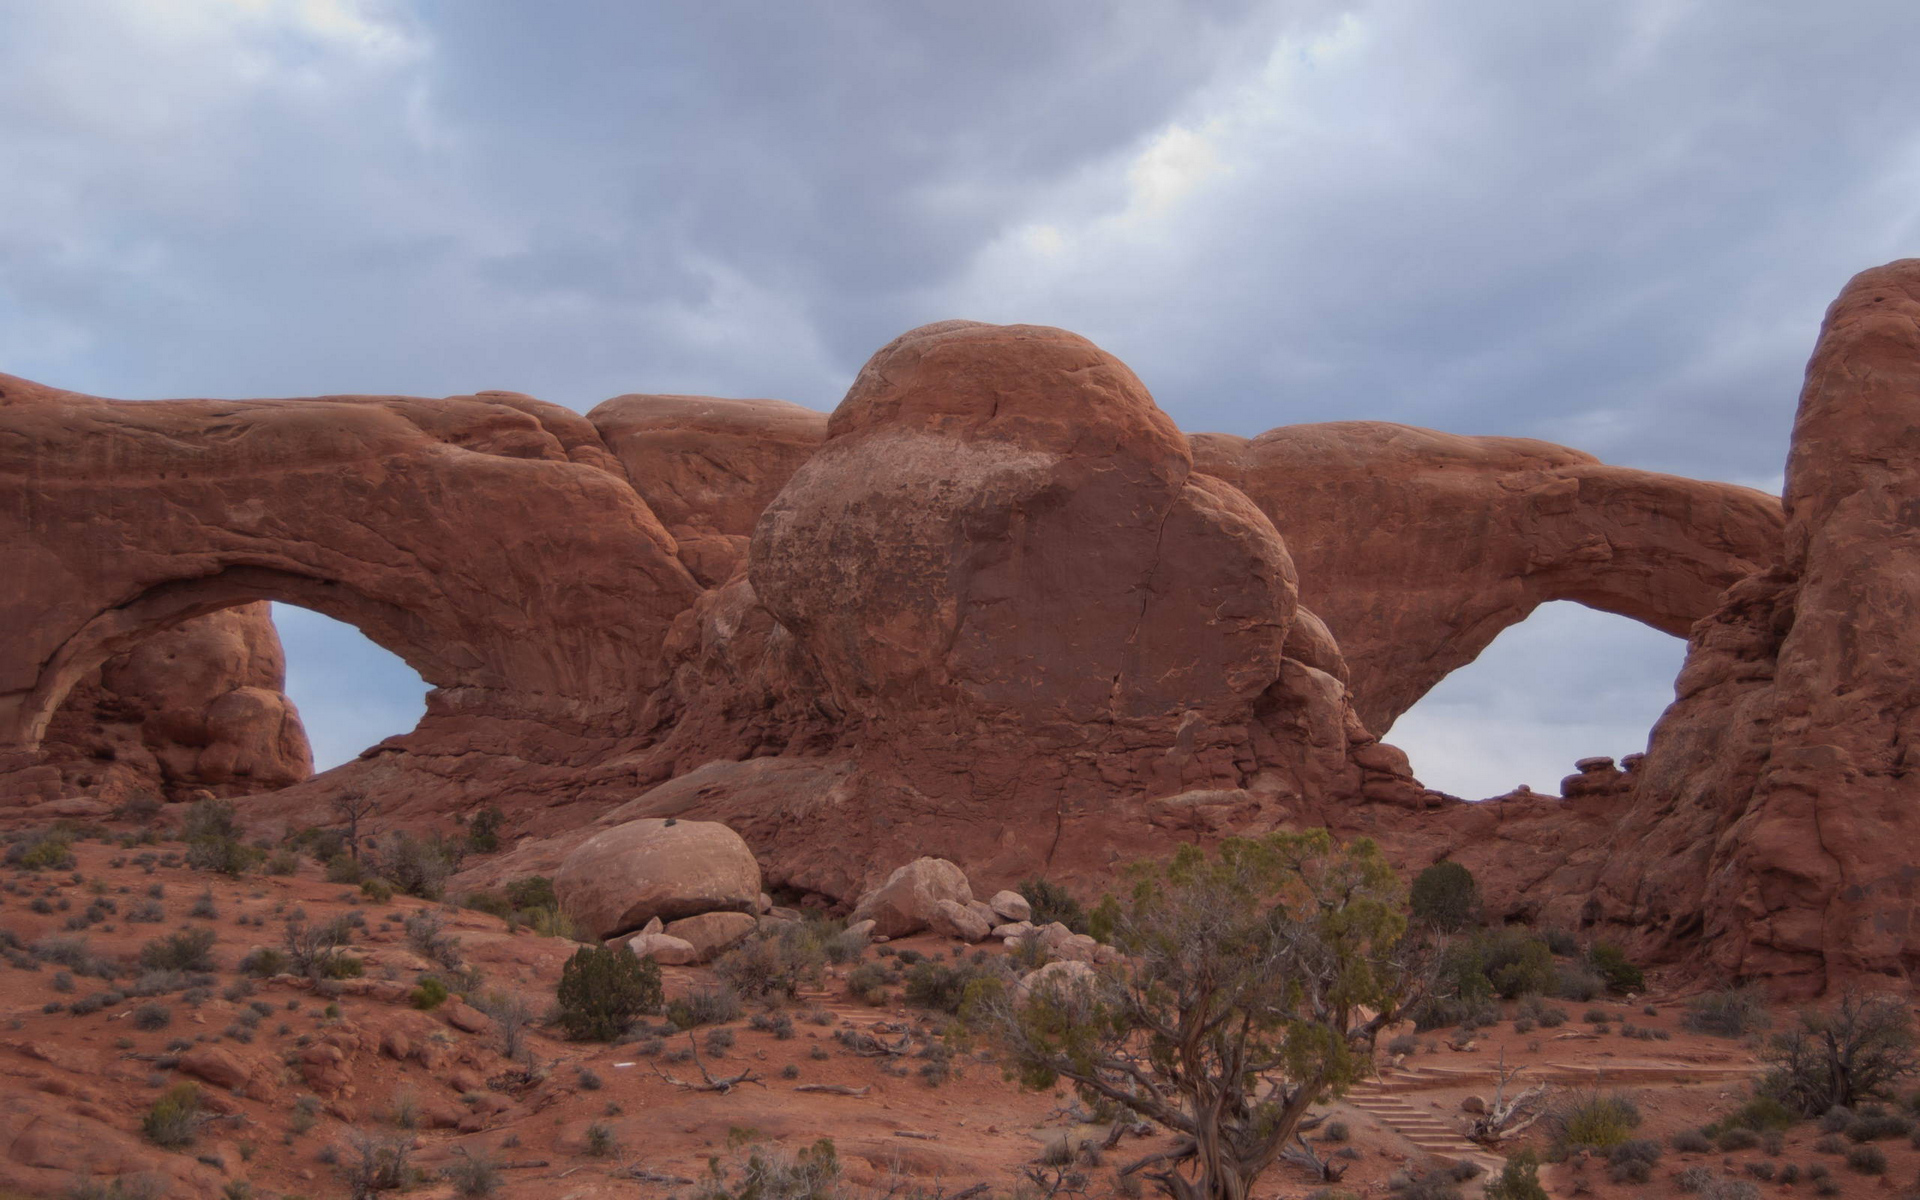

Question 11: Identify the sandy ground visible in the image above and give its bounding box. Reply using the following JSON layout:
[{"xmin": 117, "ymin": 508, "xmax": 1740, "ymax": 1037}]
[{"xmin": 0, "ymin": 826, "xmax": 1910, "ymax": 1200}]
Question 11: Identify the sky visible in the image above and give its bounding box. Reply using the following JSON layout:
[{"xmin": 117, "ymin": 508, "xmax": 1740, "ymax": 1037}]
[{"xmin": 6, "ymin": 0, "xmax": 1917, "ymax": 797}]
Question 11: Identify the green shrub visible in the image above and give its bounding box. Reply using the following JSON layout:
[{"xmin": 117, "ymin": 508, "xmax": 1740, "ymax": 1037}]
[
  {"xmin": 666, "ymin": 984, "xmax": 741, "ymax": 1030},
  {"xmin": 462, "ymin": 891, "xmax": 512, "ymax": 920},
  {"xmin": 1588, "ymin": 943, "xmax": 1643, "ymax": 992},
  {"xmin": 238, "ymin": 948, "xmax": 288, "ymax": 978},
  {"xmin": 142, "ymin": 1082, "xmax": 204, "ymax": 1148},
  {"xmin": 1763, "ymin": 992, "xmax": 1920, "ymax": 1115},
  {"xmin": 1555, "ymin": 1092, "xmax": 1642, "ymax": 1150},
  {"xmin": 265, "ymin": 850, "xmax": 300, "ymax": 875},
  {"xmin": 466, "ymin": 807, "xmax": 504, "ymax": 854},
  {"xmin": 1485, "ymin": 1150, "xmax": 1547, "ymax": 1200},
  {"xmin": 367, "ymin": 832, "xmax": 457, "ymax": 900},
  {"xmin": 505, "ymin": 876, "xmax": 556, "ymax": 911},
  {"xmin": 712, "ymin": 922, "xmax": 826, "ymax": 1003},
  {"xmin": 14, "ymin": 833, "xmax": 76, "ymax": 871},
  {"xmin": 1409, "ymin": 861, "xmax": 1478, "ymax": 931},
  {"xmin": 556, "ymin": 944, "xmax": 662, "ymax": 1041},
  {"xmin": 903, "ymin": 960, "xmax": 997, "ymax": 1015},
  {"xmin": 359, "ymin": 878, "xmax": 393, "ymax": 903},
  {"xmin": 1717, "ymin": 1128, "xmax": 1759, "ymax": 1151},
  {"xmin": 845, "ymin": 962, "xmax": 890, "ymax": 1006},
  {"xmin": 140, "ymin": 928, "xmax": 216, "ymax": 973},
  {"xmin": 1724, "ymin": 1095, "xmax": 1797, "ymax": 1133},
  {"xmin": 1607, "ymin": 1140, "xmax": 1662, "ymax": 1184},
  {"xmin": 1846, "ymin": 1145, "xmax": 1886, "ymax": 1175},
  {"xmin": 1016, "ymin": 877, "xmax": 1087, "ymax": 933},
  {"xmin": 324, "ymin": 855, "xmax": 364, "ymax": 885},
  {"xmin": 409, "ymin": 977, "xmax": 449, "ymax": 1010},
  {"xmin": 1689, "ymin": 990, "xmax": 1774, "ymax": 1036},
  {"xmin": 185, "ymin": 836, "xmax": 260, "ymax": 877}
]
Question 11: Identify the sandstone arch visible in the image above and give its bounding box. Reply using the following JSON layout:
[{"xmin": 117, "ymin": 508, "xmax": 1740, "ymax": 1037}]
[
  {"xmin": 0, "ymin": 372, "xmax": 702, "ymax": 781},
  {"xmin": 1190, "ymin": 424, "xmax": 1785, "ymax": 733}
]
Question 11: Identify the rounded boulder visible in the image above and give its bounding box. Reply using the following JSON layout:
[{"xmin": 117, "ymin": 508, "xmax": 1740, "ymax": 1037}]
[{"xmin": 554, "ymin": 818, "xmax": 761, "ymax": 939}]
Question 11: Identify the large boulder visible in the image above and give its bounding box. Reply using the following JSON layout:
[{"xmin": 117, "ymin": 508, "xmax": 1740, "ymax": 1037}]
[
  {"xmin": 850, "ymin": 857, "xmax": 973, "ymax": 939},
  {"xmin": 554, "ymin": 818, "xmax": 761, "ymax": 939},
  {"xmin": 663, "ymin": 911, "xmax": 760, "ymax": 962}
]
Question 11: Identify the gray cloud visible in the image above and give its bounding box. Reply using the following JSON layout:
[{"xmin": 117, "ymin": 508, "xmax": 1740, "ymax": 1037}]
[{"xmin": 5, "ymin": 0, "xmax": 1913, "ymax": 787}]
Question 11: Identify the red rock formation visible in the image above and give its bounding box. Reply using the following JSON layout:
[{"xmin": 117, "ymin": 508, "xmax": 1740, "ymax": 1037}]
[
  {"xmin": 17, "ymin": 604, "xmax": 312, "ymax": 811},
  {"xmin": 1191, "ymin": 425, "xmax": 1783, "ymax": 733},
  {"xmin": 1577, "ymin": 260, "xmax": 1920, "ymax": 993},
  {"xmin": 0, "ymin": 373, "xmax": 700, "ymax": 820},
  {"xmin": 589, "ymin": 394, "xmax": 826, "ymax": 586}
]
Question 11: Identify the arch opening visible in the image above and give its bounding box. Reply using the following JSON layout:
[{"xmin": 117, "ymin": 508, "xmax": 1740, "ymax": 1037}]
[
  {"xmin": 271, "ymin": 603, "xmax": 430, "ymax": 771},
  {"xmin": 1382, "ymin": 601, "xmax": 1685, "ymax": 801}
]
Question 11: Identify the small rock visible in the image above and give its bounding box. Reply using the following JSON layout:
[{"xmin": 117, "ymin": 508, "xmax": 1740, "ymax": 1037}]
[
  {"xmin": 845, "ymin": 918, "xmax": 877, "ymax": 942},
  {"xmin": 664, "ymin": 910, "xmax": 760, "ymax": 961},
  {"xmin": 1461, "ymin": 1095, "xmax": 1488, "ymax": 1115},
  {"xmin": 757, "ymin": 892, "xmax": 773, "ymax": 914},
  {"xmin": 987, "ymin": 890, "xmax": 1031, "ymax": 922},
  {"xmin": 626, "ymin": 932, "xmax": 699, "ymax": 965},
  {"xmin": 931, "ymin": 898, "xmax": 991, "ymax": 942},
  {"xmin": 442, "ymin": 1000, "xmax": 493, "ymax": 1035},
  {"xmin": 177, "ymin": 1046, "xmax": 250, "ymax": 1091}
]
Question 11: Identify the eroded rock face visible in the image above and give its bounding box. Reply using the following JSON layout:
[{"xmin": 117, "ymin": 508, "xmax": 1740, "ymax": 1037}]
[
  {"xmin": 1579, "ymin": 260, "xmax": 1920, "ymax": 991},
  {"xmin": 20, "ymin": 604, "xmax": 311, "ymax": 808}
]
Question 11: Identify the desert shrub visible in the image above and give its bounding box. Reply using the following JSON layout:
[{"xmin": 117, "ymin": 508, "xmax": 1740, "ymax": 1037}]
[
  {"xmin": 584, "ymin": 1121, "xmax": 617, "ymax": 1157},
  {"xmin": 1607, "ymin": 1139, "xmax": 1662, "ymax": 1184},
  {"xmin": 142, "ymin": 1083, "xmax": 205, "ymax": 1148},
  {"xmin": 359, "ymin": 879, "xmax": 393, "ymax": 903},
  {"xmin": 1763, "ymin": 991, "xmax": 1919, "ymax": 1115},
  {"xmin": 1685, "ymin": 985, "xmax": 1772, "ymax": 1038},
  {"xmin": 1552, "ymin": 965, "xmax": 1604, "ymax": 1002},
  {"xmin": 1388, "ymin": 1166, "xmax": 1467, "ymax": 1200},
  {"xmin": 505, "ymin": 876, "xmax": 557, "ymax": 911},
  {"xmin": 442, "ymin": 1146, "xmax": 500, "ymax": 1198},
  {"xmin": 365, "ymin": 832, "xmax": 457, "ymax": 900},
  {"xmin": 845, "ymin": 962, "xmax": 890, "ymax": 1006},
  {"xmin": 991, "ymin": 831, "xmax": 1419, "ymax": 1200},
  {"xmin": 1812, "ymin": 1134, "xmax": 1845, "ymax": 1154},
  {"xmin": 713, "ymin": 922, "xmax": 827, "ymax": 1003},
  {"xmin": 1717, "ymin": 1128, "xmax": 1759, "ymax": 1151},
  {"xmin": 462, "ymin": 891, "xmax": 511, "ymax": 919},
  {"xmin": 409, "ymin": 977, "xmax": 449, "ymax": 1010},
  {"xmin": 1016, "ymin": 877, "xmax": 1087, "ymax": 934},
  {"xmin": 1779, "ymin": 1163, "xmax": 1801, "ymax": 1183},
  {"xmin": 748, "ymin": 1011, "xmax": 795, "ymax": 1039},
  {"xmin": 1819, "ymin": 1106, "xmax": 1853, "ymax": 1133},
  {"xmin": 698, "ymin": 1138, "xmax": 841, "ymax": 1200},
  {"xmin": 903, "ymin": 959, "xmax": 999, "ymax": 1015},
  {"xmin": 9, "ymin": 828, "xmax": 77, "ymax": 871},
  {"xmin": 668, "ymin": 984, "xmax": 742, "ymax": 1030},
  {"xmin": 1844, "ymin": 1105, "xmax": 1911, "ymax": 1141},
  {"xmin": 1676, "ymin": 1166, "xmax": 1715, "ymax": 1193},
  {"xmin": 465, "ymin": 807, "xmax": 504, "ymax": 854},
  {"xmin": 238, "ymin": 948, "xmax": 288, "ymax": 978},
  {"xmin": 1724, "ymin": 1094, "xmax": 1797, "ymax": 1132},
  {"xmin": 1705, "ymin": 1182, "xmax": 1761, "ymax": 1200},
  {"xmin": 1409, "ymin": 861, "xmax": 1478, "ymax": 931},
  {"xmin": 133, "ymin": 1002, "xmax": 172, "ymax": 1031},
  {"xmin": 1553, "ymin": 1091, "xmax": 1641, "ymax": 1151},
  {"xmin": 265, "ymin": 850, "xmax": 300, "ymax": 875},
  {"xmin": 1387, "ymin": 1033, "xmax": 1420, "ymax": 1056},
  {"xmin": 140, "ymin": 927, "xmax": 216, "ymax": 973},
  {"xmin": 1745, "ymin": 1161, "xmax": 1776, "ymax": 1181},
  {"xmin": 35, "ymin": 934, "xmax": 116, "ymax": 978},
  {"xmin": 556, "ymin": 943, "xmax": 662, "ymax": 1041},
  {"xmin": 325, "ymin": 855, "xmax": 364, "ymax": 885},
  {"xmin": 1587, "ymin": 943, "xmax": 1643, "ymax": 992},
  {"xmin": 403, "ymin": 910, "xmax": 462, "ymax": 969},
  {"xmin": 1484, "ymin": 1150, "xmax": 1547, "ymax": 1200},
  {"xmin": 1437, "ymin": 926, "xmax": 1555, "ymax": 1002},
  {"xmin": 283, "ymin": 914, "xmax": 358, "ymax": 981},
  {"xmin": 1846, "ymin": 1145, "xmax": 1885, "ymax": 1174},
  {"xmin": 336, "ymin": 1129, "xmax": 413, "ymax": 1199}
]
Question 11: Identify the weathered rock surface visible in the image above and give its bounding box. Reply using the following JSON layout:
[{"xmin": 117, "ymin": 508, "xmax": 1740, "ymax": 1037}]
[
  {"xmin": 1577, "ymin": 260, "xmax": 1920, "ymax": 991},
  {"xmin": 554, "ymin": 818, "xmax": 761, "ymax": 939},
  {"xmin": 663, "ymin": 910, "xmax": 761, "ymax": 961},
  {"xmin": 21, "ymin": 603, "xmax": 311, "ymax": 808},
  {"xmin": 626, "ymin": 932, "xmax": 699, "ymax": 965},
  {"xmin": 0, "ymin": 373, "xmax": 701, "ymax": 826},
  {"xmin": 987, "ymin": 890, "xmax": 1031, "ymax": 922},
  {"xmin": 589, "ymin": 393, "xmax": 826, "ymax": 587},
  {"xmin": 851, "ymin": 857, "xmax": 974, "ymax": 939}
]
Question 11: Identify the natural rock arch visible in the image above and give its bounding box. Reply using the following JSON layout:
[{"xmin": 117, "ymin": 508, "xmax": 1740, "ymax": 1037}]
[
  {"xmin": 0, "ymin": 372, "xmax": 702, "ymax": 784},
  {"xmin": 1189, "ymin": 423, "xmax": 1785, "ymax": 732}
]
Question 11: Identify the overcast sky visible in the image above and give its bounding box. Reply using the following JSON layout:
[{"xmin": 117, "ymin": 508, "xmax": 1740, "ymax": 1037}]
[{"xmin": 7, "ymin": 1, "xmax": 1916, "ymax": 797}]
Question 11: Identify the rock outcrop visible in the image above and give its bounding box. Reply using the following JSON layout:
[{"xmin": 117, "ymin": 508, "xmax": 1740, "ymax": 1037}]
[
  {"xmin": 554, "ymin": 817, "xmax": 761, "ymax": 940},
  {"xmin": 1576, "ymin": 260, "xmax": 1920, "ymax": 992},
  {"xmin": 16, "ymin": 603, "xmax": 311, "ymax": 809}
]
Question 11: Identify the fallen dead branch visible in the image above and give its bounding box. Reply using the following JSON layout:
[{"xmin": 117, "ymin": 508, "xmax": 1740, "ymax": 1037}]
[
  {"xmin": 793, "ymin": 1083, "xmax": 870, "ymax": 1096},
  {"xmin": 647, "ymin": 1033, "xmax": 765, "ymax": 1093}
]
